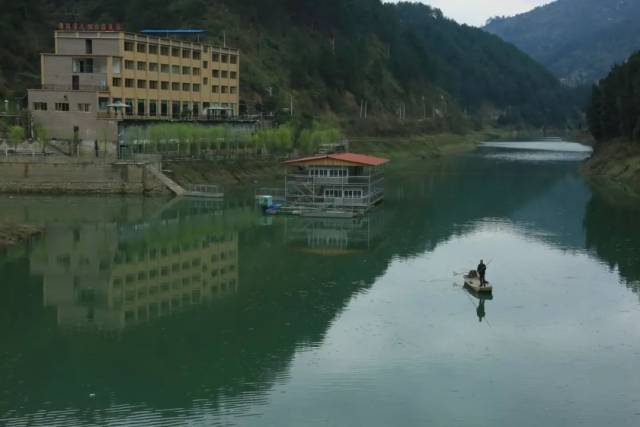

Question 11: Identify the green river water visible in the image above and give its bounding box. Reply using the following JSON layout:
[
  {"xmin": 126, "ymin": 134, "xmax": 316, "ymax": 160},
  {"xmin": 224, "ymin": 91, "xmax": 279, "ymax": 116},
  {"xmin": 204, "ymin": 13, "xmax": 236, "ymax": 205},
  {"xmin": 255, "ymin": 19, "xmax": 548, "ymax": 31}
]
[{"xmin": 1, "ymin": 141, "xmax": 640, "ymax": 426}]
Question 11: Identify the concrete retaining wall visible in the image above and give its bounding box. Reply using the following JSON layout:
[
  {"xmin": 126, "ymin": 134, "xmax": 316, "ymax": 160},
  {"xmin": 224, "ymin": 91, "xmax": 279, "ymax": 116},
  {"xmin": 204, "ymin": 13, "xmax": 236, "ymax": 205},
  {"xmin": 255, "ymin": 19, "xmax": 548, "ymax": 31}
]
[{"xmin": 0, "ymin": 160, "xmax": 170, "ymax": 195}]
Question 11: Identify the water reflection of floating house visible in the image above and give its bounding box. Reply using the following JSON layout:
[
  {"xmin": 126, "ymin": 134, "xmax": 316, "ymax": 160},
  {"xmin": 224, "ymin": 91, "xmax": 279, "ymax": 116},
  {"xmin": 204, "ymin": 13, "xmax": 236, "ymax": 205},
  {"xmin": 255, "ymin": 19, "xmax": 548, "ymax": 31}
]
[{"xmin": 277, "ymin": 153, "xmax": 389, "ymax": 216}]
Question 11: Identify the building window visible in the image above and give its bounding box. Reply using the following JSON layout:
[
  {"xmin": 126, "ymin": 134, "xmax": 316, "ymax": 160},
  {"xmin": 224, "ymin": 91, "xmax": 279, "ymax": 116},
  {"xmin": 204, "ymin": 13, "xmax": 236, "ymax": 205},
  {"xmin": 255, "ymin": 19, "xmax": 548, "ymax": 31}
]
[
  {"xmin": 85, "ymin": 39, "xmax": 93, "ymax": 54},
  {"xmin": 161, "ymin": 100, "xmax": 168, "ymax": 116},
  {"xmin": 182, "ymin": 66, "xmax": 190, "ymax": 75},
  {"xmin": 160, "ymin": 64, "xmax": 169, "ymax": 73},
  {"xmin": 230, "ymin": 71, "xmax": 237, "ymax": 79},
  {"xmin": 203, "ymin": 77, "xmax": 208, "ymax": 85},
  {"xmin": 212, "ymin": 69, "xmax": 219, "ymax": 78},
  {"xmin": 221, "ymin": 86, "xmax": 228, "ymax": 94},
  {"xmin": 172, "ymin": 82, "xmax": 180, "ymax": 91},
  {"xmin": 125, "ymin": 99, "xmax": 134, "ymax": 115},
  {"xmin": 160, "ymin": 45, "xmax": 169, "ymax": 56},
  {"xmin": 78, "ymin": 103, "xmax": 91, "ymax": 112},
  {"xmin": 212, "ymin": 85, "xmax": 219, "ymax": 93},
  {"xmin": 149, "ymin": 63, "xmax": 158, "ymax": 72},
  {"xmin": 55, "ymin": 103, "xmax": 69, "ymax": 111},
  {"xmin": 192, "ymin": 84, "xmax": 200, "ymax": 92},
  {"xmin": 212, "ymin": 53, "xmax": 219, "ymax": 62},
  {"xmin": 193, "ymin": 50, "xmax": 201, "ymax": 60},
  {"xmin": 124, "ymin": 41, "xmax": 134, "ymax": 51},
  {"xmin": 149, "ymin": 100, "xmax": 157, "ymax": 116},
  {"xmin": 137, "ymin": 43, "xmax": 147, "ymax": 53},
  {"xmin": 171, "ymin": 65, "xmax": 180, "ymax": 74},
  {"xmin": 203, "ymin": 60, "xmax": 208, "ymax": 69},
  {"xmin": 33, "ymin": 102, "xmax": 47, "ymax": 111},
  {"xmin": 182, "ymin": 83, "xmax": 190, "ymax": 91},
  {"xmin": 125, "ymin": 60, "xmax": 134, "ymax": 70},
  {"xmin": 149, "ymin": 80, "xmax": 158, "ymax": 90},
  {"xmin": 221, "ymin": 54, "xmax": 228, "ymax": 63},
  {"xmin": 344, "ymin": 190, "xmax": 362, "ymax": 199},
  {"xmin": 113, "ymin": 77, "xmax": 122, "ymax": 87},
  {"xmin": 125, "ymin": 78, "xmax": 134, "ymax": 88},
  {"xmin": 137, "ymin": 99, "xmax": 146, "ymax": 115},
  {"xmin": 171, "ymin": 47, "xmax": 180, "ymax": 57},
  {"xmin": 137, "ymin": 79, "xmax": 146, "ymax": 89},
  {"xmin": 230, "ymin": 54, "xmax": 237, "ymax": 64},
  {"xmin": 182, "ymin": 49, "xmax": 190, "ymax": 59},
  {"xmin": 149, "ymin": 44, "xmax": 158, "ymax": 54},
  {"xmin": 161, "ymin": 81, "xmax": 169, "ymax": 90},
  {"xmin": 221, "ymin": 70, "xmax": 228, "ymax": 78},
  {"xmin": 193, "ymin": 67, "xmax": 200, "ymax": 76},
  {"xmin": 230, "ymin": 86, "xmax": 237, "ymax": 94},
  {"xmin": 113, "ymin": 58, "xmax": 122, "ymax": 74},
  {"xmin": 72, "ymin": 58, "xmax": 94, "ymax": 73},
  {"xmin": 137, "ymin": 61, "xmax": 147, "ymax": 71}
]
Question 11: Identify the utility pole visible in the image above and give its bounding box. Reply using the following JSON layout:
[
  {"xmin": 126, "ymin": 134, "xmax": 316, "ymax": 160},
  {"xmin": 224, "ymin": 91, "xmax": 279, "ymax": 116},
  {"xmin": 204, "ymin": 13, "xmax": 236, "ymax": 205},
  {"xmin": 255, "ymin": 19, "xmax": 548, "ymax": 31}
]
[
  {"xmin": 422, "ymin": 95, "xmax": 426, "ymax": 120},
  {"xmin": 290, "ymin": 95, "xmax": 294, "ymax": 117},
  {"xmin": 364, "ymin": 101, "xmax": 368, "ymax": 120}
]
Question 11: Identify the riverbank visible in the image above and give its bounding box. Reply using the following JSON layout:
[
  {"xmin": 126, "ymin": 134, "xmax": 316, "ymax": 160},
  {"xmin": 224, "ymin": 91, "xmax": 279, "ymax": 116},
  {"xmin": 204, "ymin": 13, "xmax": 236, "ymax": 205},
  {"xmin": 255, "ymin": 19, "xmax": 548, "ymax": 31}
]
[
  {"xmin": 582, "ymin": 142, "xmax": 640, "ymax": 196},
  {"xmin": 0, "ymin": 223, "xmax": 43, "ymax": 250},
  {"xmin": 168, "ymin": 130, "xmax": 500, "ymax": 187}
]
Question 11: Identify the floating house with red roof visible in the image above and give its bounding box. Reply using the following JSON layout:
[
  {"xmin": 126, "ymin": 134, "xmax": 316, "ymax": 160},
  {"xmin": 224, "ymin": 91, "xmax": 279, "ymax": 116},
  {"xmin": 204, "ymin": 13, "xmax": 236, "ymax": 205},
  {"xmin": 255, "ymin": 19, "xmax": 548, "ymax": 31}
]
[{"xmin": 280, "ymin": 152, "xmax": 390, "ymax": 213}]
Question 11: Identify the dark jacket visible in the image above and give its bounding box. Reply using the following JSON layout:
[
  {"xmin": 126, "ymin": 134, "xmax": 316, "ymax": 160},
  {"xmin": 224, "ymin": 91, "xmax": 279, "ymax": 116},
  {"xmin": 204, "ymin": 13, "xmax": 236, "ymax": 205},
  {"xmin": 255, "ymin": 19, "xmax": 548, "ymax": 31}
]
[{"xmin": 477, "ymin": 263, "xmax": 487, "ymax": 274}]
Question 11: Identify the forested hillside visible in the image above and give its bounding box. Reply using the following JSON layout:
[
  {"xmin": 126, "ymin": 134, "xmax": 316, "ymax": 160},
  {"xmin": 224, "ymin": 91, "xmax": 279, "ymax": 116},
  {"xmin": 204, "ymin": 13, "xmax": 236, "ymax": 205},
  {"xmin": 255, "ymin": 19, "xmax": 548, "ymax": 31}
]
[
  {"xmin": 0, "ymin": 0, "xmax": 582, "ymax": 128},
  {"xmin": 587, "ymin": 52, "xmax": 640, "ymax": 143},
  {"xmin": 485, "ymin": 0, "xmax": 640, "ymax": 86}
]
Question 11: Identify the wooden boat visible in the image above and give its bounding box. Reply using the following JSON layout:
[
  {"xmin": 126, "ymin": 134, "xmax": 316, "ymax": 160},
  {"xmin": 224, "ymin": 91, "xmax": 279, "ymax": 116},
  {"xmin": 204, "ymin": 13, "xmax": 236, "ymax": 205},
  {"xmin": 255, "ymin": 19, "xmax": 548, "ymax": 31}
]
[{"xmin": 463, "ymin": 274, "xmax": 493, "ymax": 293}]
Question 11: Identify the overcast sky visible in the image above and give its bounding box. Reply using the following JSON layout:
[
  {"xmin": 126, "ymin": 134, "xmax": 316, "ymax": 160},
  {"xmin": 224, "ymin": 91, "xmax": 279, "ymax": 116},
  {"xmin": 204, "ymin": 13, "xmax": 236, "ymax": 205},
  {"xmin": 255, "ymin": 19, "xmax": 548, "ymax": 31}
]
[{"xmin": 385, "ymin": 0, "xmax": 554, "ymax": 27}]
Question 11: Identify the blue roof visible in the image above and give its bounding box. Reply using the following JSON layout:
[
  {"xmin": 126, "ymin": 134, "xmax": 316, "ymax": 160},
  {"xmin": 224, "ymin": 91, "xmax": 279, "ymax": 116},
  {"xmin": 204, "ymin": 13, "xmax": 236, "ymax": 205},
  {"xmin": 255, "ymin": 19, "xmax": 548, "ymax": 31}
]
[{"xmin": 141, "ymin": 29, "xmax": 207, "ymax": 34}]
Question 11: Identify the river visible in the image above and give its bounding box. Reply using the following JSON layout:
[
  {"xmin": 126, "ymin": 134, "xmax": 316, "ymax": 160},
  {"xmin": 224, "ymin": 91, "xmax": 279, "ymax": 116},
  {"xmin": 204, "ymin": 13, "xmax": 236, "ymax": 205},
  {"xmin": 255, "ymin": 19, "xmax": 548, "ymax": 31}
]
[{"xmin": 1, "ymin": 141, "xmax": 640, "ymax": 426}]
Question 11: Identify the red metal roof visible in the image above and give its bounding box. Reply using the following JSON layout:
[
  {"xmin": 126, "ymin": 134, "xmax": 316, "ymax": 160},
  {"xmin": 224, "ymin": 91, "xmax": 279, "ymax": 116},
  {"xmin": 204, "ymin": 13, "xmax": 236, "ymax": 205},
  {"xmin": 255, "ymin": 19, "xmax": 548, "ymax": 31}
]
[{"xmin": 283, "ymin": 152, "xmax": 389, "ymax": 166}]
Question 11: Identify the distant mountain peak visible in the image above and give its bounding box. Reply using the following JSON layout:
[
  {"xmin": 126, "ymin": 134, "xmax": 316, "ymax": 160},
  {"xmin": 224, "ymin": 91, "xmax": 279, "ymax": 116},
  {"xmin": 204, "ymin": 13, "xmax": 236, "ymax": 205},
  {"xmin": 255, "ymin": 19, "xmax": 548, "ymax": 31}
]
[{"xmin": 484, "ymin": 0, "xmax": 640, "ymax": 86}]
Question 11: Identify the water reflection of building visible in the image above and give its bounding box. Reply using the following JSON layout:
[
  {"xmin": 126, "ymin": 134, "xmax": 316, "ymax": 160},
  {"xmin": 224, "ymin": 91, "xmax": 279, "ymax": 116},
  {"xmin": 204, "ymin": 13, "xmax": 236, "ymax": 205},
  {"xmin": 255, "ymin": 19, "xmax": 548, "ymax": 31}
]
[
  {"xmin": 284, "ymin": 212, "xmax": 383, "ymax": 255},
  {"xmin": 30, "ymin": 222, "xmax": 238, "ymax": 332}
]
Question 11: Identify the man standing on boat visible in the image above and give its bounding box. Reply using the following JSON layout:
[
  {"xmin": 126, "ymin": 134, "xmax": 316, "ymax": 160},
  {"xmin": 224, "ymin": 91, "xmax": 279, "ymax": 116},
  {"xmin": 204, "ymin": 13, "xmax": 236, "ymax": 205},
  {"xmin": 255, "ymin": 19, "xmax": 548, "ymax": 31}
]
[{"xmin": 477, "ymin": 260, "xmax": 487, "ymax": 287}]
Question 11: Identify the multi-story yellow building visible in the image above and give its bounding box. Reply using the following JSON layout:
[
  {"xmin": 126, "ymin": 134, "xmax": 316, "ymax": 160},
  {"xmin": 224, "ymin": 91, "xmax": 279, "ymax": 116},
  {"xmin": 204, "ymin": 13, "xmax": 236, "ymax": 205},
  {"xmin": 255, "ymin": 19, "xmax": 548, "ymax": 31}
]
[{"xmin": 28, "ymin": 25, "xmax": 240, "ymax": 142}]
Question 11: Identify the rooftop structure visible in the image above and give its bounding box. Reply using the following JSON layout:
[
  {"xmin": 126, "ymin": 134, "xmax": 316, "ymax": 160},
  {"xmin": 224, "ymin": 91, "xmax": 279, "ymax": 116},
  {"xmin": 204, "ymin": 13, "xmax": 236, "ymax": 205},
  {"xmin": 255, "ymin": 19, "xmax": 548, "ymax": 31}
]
[
  {"xmin": 281, "ymin": 152, "xmax": 390, "ymax": 212},
  {"xmin": 28, "ymin": 26, "xmax": 240, "ymax": 144}
]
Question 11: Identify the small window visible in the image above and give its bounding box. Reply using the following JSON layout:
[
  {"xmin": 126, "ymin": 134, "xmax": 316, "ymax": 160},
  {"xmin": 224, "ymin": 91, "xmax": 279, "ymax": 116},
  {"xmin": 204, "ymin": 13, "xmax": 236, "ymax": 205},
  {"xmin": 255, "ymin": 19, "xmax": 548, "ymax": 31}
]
[
  {"xmin": 171, "ymin": 47, "xmax": 180, "ymax": 57},
  {"xmin": 149, "ymin": 80, "xmax": 158, "ymax": 89},
  {"xmin": 221, "ymin": 70, "xmax": 228, "ymax": 78},
  {"xmin": 161, "ymin": 81, "xmax": 169, "ymax": 90},
  {"xmin": 78, "ymin": 103, "xmax": 91, "ymax": 112},
  {"xmin": 221, "ymin": 86, "xmax": 228, "ymax": 94},
  {"xmin": 171, "ymin": 65, "xmax": 180, "ymax": 74},
  {"xmin": 230, "ymin": 71, "xmax": 237, "ymax": 79},
  {"xmin": 193, "ymin": 67, "xmax": 200, "ymax": 76},
  {"xmin": 203, "ymin": 60, "xmax": 208, "ymax": 69},
  {"xmin": 172, "ymin": 82, "xmax": 180, "ymax": 91},
  {"xmin": 203, "ymin": 77, "xmax": 208, "ymax": 85},
  {"xmin": 148, "ymin": 44, "xmax": 158, "ymax": 54},
  {"xmin": 125, "ymin": 60, "xmax": 134, "ymax": 70},
  {"xmin": 160, "ymin": 64, "xmax": 169, "ymax": 73},
  {"xmin": 137, "ymin": 79, "xmax": 146, "ymax": 89},
  {"xmin": 182, "ymin": 49, "xmax": 190, "ymax": 59},
  {"xmin": 112, "ymin": 77, "xmax": 122, "ymax": 87},
  {"xmin": 85, "ymin": 39, "xmax": 93, "ymax": 54},
  {"xmin": 221, "ymin": 54, "xmax": 228, "ymax": 63},
  {"xmin": 137, "ymin": 43, "xmax": 147, "ymax": 53},
  {"xmin": 55, "ymin": 103, "xmax": 69, "ymax": 112},
  {"xmin": 230, "ymin": 54, "xmax": 237, "ymax": 64},
  {"xmin": 212, "ymin": 69, "xmax": 219, "ymax": 78},
  {"xmin": 230, "ymin": 86, "xmax": 236, "ymax": 94},
  {"xmin": 124, "ymin": 41, "xmax": 134, "ymax": 51},
  {"xmin": 137, "ymin": 61, "xmax": 146, "ymax": 71},
  {"xmin": 192, "ymin": 84, "xmax": 200, "ymax": 92},
  {"xmin": 160, "ymin": 45, "xmax": 169, "ymax": 56},
  {"xmin": 149, "ymin": 63, "xmax": 158, "ymax": 72},
  {"xmin": 182, "ymin": 66, "xmax": 190, "ymax": 75},
  {"xmin": 212, "ymin": 85, "xmax": 219, "ymax": 93},
  {"xmin": 33, "ymin": 102, "xmax": 47, "ymax": 111},
  {"xmin": 212, "ymin": 53, "xmax": 219, "ymax": 62},
  {"xmin": 182, "ymin": 83, "xmax": 190, "ymax": 91},
  {"xmin": 193, "ymin": 50, "xmax": 201, "ymax": 60},
  {"xmin": 125, "ymin": 78, "xmax": 134, "ymax": 88}
]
